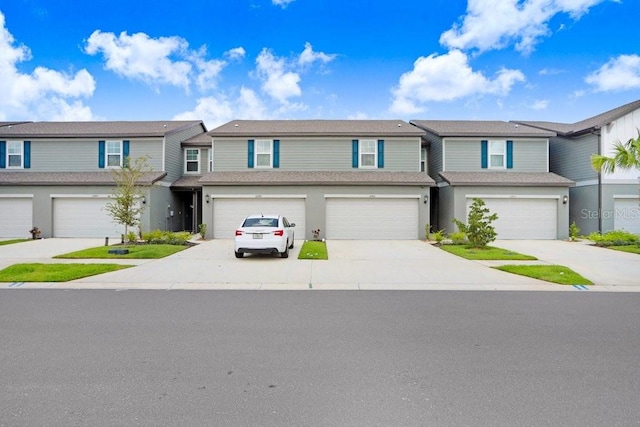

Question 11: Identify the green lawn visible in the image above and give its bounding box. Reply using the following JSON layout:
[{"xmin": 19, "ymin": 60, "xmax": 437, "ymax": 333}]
[
  {"xmin": 606, "ymin": 245, "xmax": 640, "ymax": 255},
  {"xmin": 0, "ymin": 263, "xmax": 131, "ymax": 282},
  {"xmin": 440, "ymin": 245, "xmax": 537, "ymax": 260},
  {"xmin": 298, "ymin": 240, "xmax": 328, "ymax": 260},
  {"xmin": 55, "ymin": 244, "xmax": 187, "ymax": 259},
  {"xmin": 0, "ymin": 239, "xmax": 30, "ymax": 246},
  {"xmin": 493, "ymin": 265, "xmax": 593, "ymax": 285}
]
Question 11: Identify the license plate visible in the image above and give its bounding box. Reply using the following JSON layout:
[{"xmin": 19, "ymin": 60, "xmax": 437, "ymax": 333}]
[{"xmin": 252, "ymin": 233, "xmax": 263, "ymax": 239}]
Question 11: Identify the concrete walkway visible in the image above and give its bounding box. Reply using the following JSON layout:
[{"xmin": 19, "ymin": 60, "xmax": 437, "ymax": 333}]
[{"xmin": 0, "ymin": 238, "xmax": 638, "ymax": 291}]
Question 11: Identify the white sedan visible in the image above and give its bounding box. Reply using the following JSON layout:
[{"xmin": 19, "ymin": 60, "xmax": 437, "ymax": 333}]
[{"xmin": 234, "ymin": 214, "xmax": 296, "ymax": 258}]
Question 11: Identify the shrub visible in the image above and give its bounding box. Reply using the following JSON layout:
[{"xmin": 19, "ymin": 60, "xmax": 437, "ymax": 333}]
[
  {"xmin": 429, "ymin": 229, "xmax": 445, "ymax": 245},
  {"xmin": 588, "ymin": 230, "xmax": 639, "ymax": 246},
  {"xmin": 142, "ymin": 230, "xmax": 191, "ymax": 245},
  {"xmin": 126, "ymin": 231, "xmax": 138, "ymax": 243},
  {"xmin": 198, "ymin": 223, "xmax": 207, "ymax": 239},
  {"xmin": 569, "ymin": 221, "xmax": 580, "ymax": 241},
  {"xmin": 452, "ymin": 198, "xmax": 498, "ymax": 248},
  {"xmin": 450, "ymin": 231, "xmax": 467, "ymax": 245}
]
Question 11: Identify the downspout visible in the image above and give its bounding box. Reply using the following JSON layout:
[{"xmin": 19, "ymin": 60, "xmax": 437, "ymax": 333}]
[{"xmin": 593, "ymin": 128, "xmax": 603, "ymax": 232}]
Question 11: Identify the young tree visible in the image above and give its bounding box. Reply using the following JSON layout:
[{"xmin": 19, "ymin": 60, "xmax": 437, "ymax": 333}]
[
  {"xmin": 452, "ymin": 198, "xmax": 498, "ymax": 248},
  {"xmin": 105, "ymin": 156, "xmax": 152, "ymax": 242}
]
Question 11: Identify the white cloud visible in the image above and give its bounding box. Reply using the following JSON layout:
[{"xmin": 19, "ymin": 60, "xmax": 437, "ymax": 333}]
[
  {"xmin": 225, "ymin": 47, "xmax": 246, "ymax": 61},
  {"xmin": 531, "ymin": 99, "xmax": 549, "ymax": 110},
  {"xmin": 256, "ymin": 48, "xmax": 302, "ymax": 103},
  {"xmin": 173, "ymin": 87, "xmax": 267, "ymax": 129},
  {"xmin": 440, "ymin": 0, "xmax": 609, "ymax": 54},
  {"xmin": 272, "ymin": 0, "xmax": 295, "ymax": 8},
  {"xmin": 0, "ymin": 11, "xmax": 95, "ymax": 120},
  {"xmin": 585, "ymin": 54, "xmax": 640, "ymax": 92},
  {"xmin": 298, "ymin": 42, "xmax": 337, "ymax": 67},
  {"xmin": 84, "ymin": 30, "xmax": 192, "ymax": 90},
  {"xmin": 389, "ymin": 50, "xmax": 525, "ymax": 114}
]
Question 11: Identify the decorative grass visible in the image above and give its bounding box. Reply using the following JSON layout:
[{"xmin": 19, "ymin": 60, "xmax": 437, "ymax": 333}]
[
  {"xmin": 493, "ymin": 265, "xmax": 593, "ymax": 285},
  {"xmin": 606, "ymin": 245, "xmax": 640, "ymax": 255},
  {"xmin": 440, "ymin": 245, "xmax": 537, "ymax": 260},
  {"xmin": 54, "ymin": 244, "xmax": 187, "ymax": 259},
  {"xmin": 0, "ymin": 239, "xmax": 29, "ymax": 246},
  {"xmin": 298, "ymin": 240, "xmax": 328, "ymax": 260},
  {"xmin": 0, "ymin": 263, "xmax": 131, "ymax": 282}
]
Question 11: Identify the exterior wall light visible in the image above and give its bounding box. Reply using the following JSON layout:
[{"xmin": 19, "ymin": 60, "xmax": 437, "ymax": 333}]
[
  {"xmin": 205, "ymin": 194, "xmax": 210, "ymax": 204},
  {"xmin": 562, "ymin": 195, "xmax": 568, "ymax": 205},
  {"xmin": 141, "ymin": 196, "xmax": 146, "ymax": 204},
  {"xmin": 423, "ymin": 194, "xmax": 429, "ymax": 204}
]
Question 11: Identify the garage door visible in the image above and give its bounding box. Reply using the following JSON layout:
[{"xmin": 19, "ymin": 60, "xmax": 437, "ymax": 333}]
[
  {"xmin": 53, "ymin": 197, "xmax": 125, "ymax": 238},
  {"xmin": 469, "ymin": 197, "xmax": 557, "ymax": 240},
  {"xmin": 0, "ymin": 197, "xmax": 33, "ymax": 238},
  {"xmin": 614, "ymin": 199, "xmax": 640, "ymax": 234},
  {"xmin": 212, "ymin": 197, "xmax": 306, "ymax": 238},
  {"xmin": 326, "ymin": 197, "xmax": 419, "ymax": 240}
]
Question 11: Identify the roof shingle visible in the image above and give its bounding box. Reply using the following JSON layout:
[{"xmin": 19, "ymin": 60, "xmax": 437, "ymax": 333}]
[
  {"xmin": 209, "ymin": 120, "xmax": 425, "ymax": 137},
  {"xmin": 439, "ymin": 171, "xmax": 574, "ymax": 187},
  {"xmin": 410, "ymin": 120, "xmax": 556, "ymax": 137},
  {"xmin": 0, "ymin": 171, "xmax": 166, "ymax": 186},
  {"xmin": 198, "ymin": 171, "xmax": 434, "ymax": 186},
  {"xmin": 0, "ymin": 121, "xmax": 204, "ymax": 138}
]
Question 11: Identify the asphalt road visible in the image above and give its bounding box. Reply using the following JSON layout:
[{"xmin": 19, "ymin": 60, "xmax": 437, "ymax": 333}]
[{"xmin": 1, "ymin": 290, "xmax": 639, "ymax": 426}]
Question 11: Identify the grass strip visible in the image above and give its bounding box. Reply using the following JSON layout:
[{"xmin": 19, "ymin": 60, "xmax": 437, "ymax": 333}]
[
  {"xmin": 0, "ymin": 239, "xmax": 30, "ymax": 246},
  {"xmin": 606, "ymin": 245, "xmax": 640, "ymax": 255},
  {"xmin": 493, "ymin": 264, "xmax": 593, "ymax": 285},
  {"xmin": 440, "ymin": 245, "xmax": 537, "ymax": 260},
  {"xmin": 0, "ymin": 263, "xmax": 131, "ymax": 282},
  {"xmin": 55, "ymin": 244, "xmax": 187, "ymax": 259},
  {"xmin": 298, "ymin": 240, "xmax": 328, "ymax": 260}
]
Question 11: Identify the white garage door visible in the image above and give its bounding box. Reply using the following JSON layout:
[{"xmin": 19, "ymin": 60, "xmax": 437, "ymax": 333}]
[
  {"xmin": 212, "ymin": 197, "xmax": 306, "ymax": 238},
  {"xmin": 53, "ymin": 197, "xmax": 125, "ymax": 238},
  {"xmin": 469, "ymin": 197, "xmax": 557, "ymax": 240},
  {"xmin": 326, "ymin": 197, "xmax": 419, "ymax": 240},
  {"xmin": 0, "ymin": 197, "xmax": 33, "ymax": 238},
  {"xmin": 614, "ymin": 199, "xmax": 640, "ymax": 234}
]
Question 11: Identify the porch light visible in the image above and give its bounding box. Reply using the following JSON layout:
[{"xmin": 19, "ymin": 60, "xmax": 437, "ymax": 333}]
[
  {"xmin": 205, "ymin": 194, "xmax": 210, "ymax": 204},
  {"xmin": 563, "ymin": 195, "xmax": 568, "ymax": 205},
  {"xmin": 423, "ymin": 194, "xmax": 429, "ymax": 204},
  {"xmin": 141, "ymin": 196, "xmax": 146, "ymax": 205}
]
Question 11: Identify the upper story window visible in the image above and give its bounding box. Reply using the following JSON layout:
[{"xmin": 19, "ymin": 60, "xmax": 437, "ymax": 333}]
[
  {"xmin": 359, "ymin": 139, "xmax": 377, "ymax": 168},
  {"xmin": 208, "ymin": 148, "xmax": 213, "ymax": 172},
  {"xmin": 106, "ymin": 140, "xmax": 123, "ymax": 168},
  {"xmin": 255, "ymin": 139, "xmax": 273, "ymax": 168},
  {"xmin": 421, "ymin": 148, "xmax": 427, "ymax": 172},
  {"xmin": 488, "ymin": 140, "xmax": 506, "ymax": 168},
  {"xmin": 185, "ymin": 149, "xmax": 200, "ymax": 173},
  {"xmin": 7, "ymin": 141, "xmax": 23, "ymax": 168}
]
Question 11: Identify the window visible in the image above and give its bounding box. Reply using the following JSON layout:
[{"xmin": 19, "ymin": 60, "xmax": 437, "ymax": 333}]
[
  {"xmin": 185, "ymin": 149, "xmax": 200, "ymax": 173},
  {"xmin": 208, "ymin": 148, "xmax": 213, "ymax": 172},
  {"xmin": 106, "ymin": 140, "xmax": 122, "ymax": 167},
  {"xmin": 255, "ymin": 139, "xmax": 273, "ymax": 168},
  {"xmin": 488, "ymin": 140, "xmax": 505, "ymax": 168},
  {"xmin": 421, "ymin": 148, "xmax": 427, "ymax": 172},
  {"xmin": 7, "ymin": 141, "xmax": 23, "ymax": 168},
  {"xmin": 359, "ymin": 139, "xmax": 377, "ymax": 168}
]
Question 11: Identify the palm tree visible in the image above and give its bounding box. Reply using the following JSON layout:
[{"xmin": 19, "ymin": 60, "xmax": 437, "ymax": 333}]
[{"xmin": 591, "ymin": 130, "xmax": 640, "ymax": 173}]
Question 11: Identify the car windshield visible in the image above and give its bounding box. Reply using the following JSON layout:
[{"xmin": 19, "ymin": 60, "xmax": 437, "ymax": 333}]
[{"xmin": 242, "ymin": 217, "xmax": 278, "ymax": 227}]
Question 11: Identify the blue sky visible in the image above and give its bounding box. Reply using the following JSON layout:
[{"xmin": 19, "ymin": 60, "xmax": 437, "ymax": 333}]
[{"xmin": 1, "ymin": 0, "xmax": 639, "ymax": 129}]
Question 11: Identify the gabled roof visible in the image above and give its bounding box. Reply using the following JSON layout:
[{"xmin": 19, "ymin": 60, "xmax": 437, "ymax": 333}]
[
  {"xmin": 0, "ymin": 171, "xmax": 166, "ymax": 186},
  {"xmin": 182, "ymin": 132, "xmax": 212, "ymax": 146},
  {"xmin": 410, "ymin": 120, "xmax": 555, "ymax": 137},
  {"xmin": 439, "ymin": 171, "xmax": 574, "ymax": 187},
  {"xmin": 209, "ymin": 120, "xmax": 425, "ymax": 137},
  {"xmin": 0, "ymin": 120, "xmax": 205, "ymax": 138},
  {"xmin": 0, "ymin": 121, "xmax": 31, "ymax": 127},
  {"xmin": 515, "ymin": 99, "xmax": 640, "ymax": 136},
  {"xmin": 198, "ymin": 171, "xmax": 435, "ymax": 186}
]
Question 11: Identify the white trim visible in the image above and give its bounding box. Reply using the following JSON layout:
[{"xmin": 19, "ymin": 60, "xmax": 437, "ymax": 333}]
[
  {"xmin": 155, "ymin": 181, "xmax": 172, "ymax": 188},
  {"xmin": 50, "ymin": 194, "xmax": 111, "ymax": 199},
  {"xmin": 105, "ymin": 140, "xmax": 123, "ymax": 169},
  {"xmin": 184, "ymin": 148, "xmax": 200, "ymax": 174},
  {"xmin": 254, "ymin": 139, "xmax": 273, "ymax": 169},
  {"xmin": 574, "ymin": 179, "xmax": 599, "ymax": 187},
  {"xmin": 488, "ymin": 140, "xmax": 506, "ymax": 169},
  {"xmin": 210, "ymin": 194, "xmax": 307, "ymax": 199},
  {"xmin": 161, "ymin": 137, "xmax": 166, "ymax": 172},
  {"xmin": 442, "ymin": 139, "xmax": 446, "ymax": 172},
  {"xmin": 208, "ymin": 146, "xmax": 213, "ymax": 172},
  {"xmin": 325, "ymin": 194, "xmax": 420, "ymax": 199},
  {"xmin": 358, "ymin": 139, "xmax": 378, "ymax": 169},
  {"xmin": 602, "ymin": 178, "xmax": 640, "ymax": 185},
  {"xmin": 0, "ymin": 194, "xmax": 33, "ymax": 198},
  {"xmin": 437, "ymin": 181, "xmax": 449, "ymax": 188},
  {"xmin": 546, "ymin": 139, "xmax": 549, "ymax": 173},
  {"xmin": 465, "ymin": 194, "xmax": 561, "ymax": 200},
  {"xmin": 6, "ymin": 140, "xmax": 24, "ymax": 169},
  {"xmin": 613, "ymin": 194, "xmax": 640, "ymax": 200}
]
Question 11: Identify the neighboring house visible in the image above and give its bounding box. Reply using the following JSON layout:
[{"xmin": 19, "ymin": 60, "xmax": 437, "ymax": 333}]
[
  {"xmin": 410, "ymin": 120, "xmax": 574, "ymax": 239},
  {"xmin": 202, "ymin": 120, "xmax": 433, "ymax": 240},
  {"xmin": 0, "ymin": 120, "xmax": 206, "ymax": 238},
  {"xmin": 516, "ymin": 99, "xmax": 640, "ymax": 235}
]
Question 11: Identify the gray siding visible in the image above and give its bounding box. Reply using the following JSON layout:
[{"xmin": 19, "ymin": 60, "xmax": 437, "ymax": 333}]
[
  {"xmin": 444, "ymin": 138, "xmax": 547, "ymax": 172},
  {"xmin": 164, "ymin": 125, "xmax": 205, "ymax": 183},
  {"xmin": 26, "ymin": 138, "xmax": 163, "ymax": 172},
  {"xmin": 569, "ymin": 184, "xmax": 599, "ymax": 235},
  {"xmin": 424, "ymin": 132, "xmax": 443, "ymax": 181},
  {"xmin": 549, "ymin": 134, "xmax": 598, "ymax": 182},
  {"xmin": 213, "ymin": 137, "xmax": 420, "ymax": 172}
]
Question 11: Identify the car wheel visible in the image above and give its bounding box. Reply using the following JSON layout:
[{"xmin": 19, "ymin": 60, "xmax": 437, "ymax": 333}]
[
  {"xmin": 235, "ymin": 251, "xmax": 243, "ymax": 258},
  {"xmin": 288, "ymin": 239, "xmax": 294, "ymax": 249},
  {"xmin": 280, "ymin": 245, "xmax": 289, "ymax": 258}
]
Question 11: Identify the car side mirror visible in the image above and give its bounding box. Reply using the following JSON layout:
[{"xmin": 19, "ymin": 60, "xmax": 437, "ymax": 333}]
[{"xmin": 290, "ymin": 223, "xmax": 296, "ymax": 227}]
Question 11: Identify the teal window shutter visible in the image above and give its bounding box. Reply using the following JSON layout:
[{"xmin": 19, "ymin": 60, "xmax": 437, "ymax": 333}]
[
  {"xmin": 377, "ymin": 140, "xmax": 384, "ymax": 168},
  {"xmin": 0, "ymin": 141, "xmax": 5, "ymax": 169},
  {"xmin": 98, "ymin": 141, "xmax": 105, "ymax": 168},
  {"xmin": 273, "ymin": 139, "xmax": 280, "ymax": 168},
  {"xmin": 481, "ymin": 140, "xmax": 488, "ymax": 169},
  {"xmin": 352, "ymin": 140, "xmax": 358, "ymax": 168},
  {"xmin": 248, "ymin": 140, "xmax": 254, "ymax": 168},
  {"xmin": 506, "ymin": 140, "xmax": 513, "ymax": 169},
  {"xmin": 123, "ymin": 140, "xmax": 130, "ymax": 165},
  {"xmin": 23, "ymin": 141, "xmax": 31, "ymax": 169}
]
